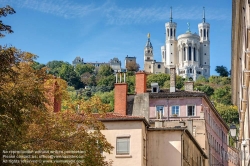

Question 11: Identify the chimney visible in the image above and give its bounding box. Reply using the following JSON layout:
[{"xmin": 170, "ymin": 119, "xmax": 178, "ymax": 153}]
[
  {"xmin": 170, "ymin": 68, "xmax": 176, "ymax": 92},
  {"xmin": 54, "ymin": 81, "xmax": 61, "ymax": 112},
  {"xmin": 135, "ymin": 71, "xmax": 147, "ymax": 94},
  {"xmin": 187, "ymin": 119, "xmax": 193, "ymax": 135},
  {"xmin": 114, "ymin": 72, "xmax": 127, "ymax": 115},
  {"xmin": 184, "ymin": 81, "xmax": 194, "ymax": 91}
]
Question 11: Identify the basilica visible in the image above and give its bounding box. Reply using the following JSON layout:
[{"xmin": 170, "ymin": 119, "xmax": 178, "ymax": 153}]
[{"xmin": 144, "ymin": 8, "xmax": 210, "ymax": 81}]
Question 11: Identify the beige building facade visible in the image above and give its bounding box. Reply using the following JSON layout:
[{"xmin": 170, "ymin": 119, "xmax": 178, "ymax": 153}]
[{"xmin": 231, "ymin": 0, "xmax": 250, "ymax": 165}]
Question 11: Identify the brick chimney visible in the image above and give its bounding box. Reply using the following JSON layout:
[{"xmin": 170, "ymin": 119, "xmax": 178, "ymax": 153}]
[
  {"xmin": 54, "ymin": 81, "xmax": 61, "ymax": 112},
  {"xmin": 184, "ymin": 81, "xmax": 194, "ymax": 91},
  {"xmin": 114, "ymin": 83, "xmax": 127, "ymax": 115},
  {"xmin": 114, "ymin": 72, "xmax": 127, "ymax": 115},
  {"xmin": 135, "ymin": 71, "xmax": 147, "ymax": 94},
  {"xmin": 170, "ymin": 68, "xmax": 176, "ymax": 92}
]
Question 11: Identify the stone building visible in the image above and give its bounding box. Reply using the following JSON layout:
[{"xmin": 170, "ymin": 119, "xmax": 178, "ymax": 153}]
[
  {"xmin": 144, "ymin": 8, "xmax": 210, "ymax": 80},
  {"xmin": 231, "ymin": 0, "xmax": 250, "ymax": 165}
]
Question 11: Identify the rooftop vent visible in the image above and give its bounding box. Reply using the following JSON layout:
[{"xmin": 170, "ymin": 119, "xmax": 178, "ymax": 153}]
[{"xmin": 151, "ymin": 83, "xmax": 159, "ymax": 93}]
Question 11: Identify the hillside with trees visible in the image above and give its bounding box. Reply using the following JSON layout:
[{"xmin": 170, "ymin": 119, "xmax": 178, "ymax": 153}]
[{"xmin": 43, "ymin": 62, "xmax": 237, "ymax": 126}]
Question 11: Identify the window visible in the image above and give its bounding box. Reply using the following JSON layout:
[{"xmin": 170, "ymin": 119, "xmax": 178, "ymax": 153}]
[
  {"xmin": 188, "ymin": 46, "xmax": 191, "ymax": 60},
  {"xmin": 158, "ymin": 64, "xmax": 161, "ymax": 69},
  {"xmin": 172, "ymin": 106, "xmax": 179, "ymax": 116},
  {"xmin": 170, "ymin": 28, "xmax": 172, "ymax": 36},
  {"xmin": 194, "ymin": 47, "xmax": 196, "ymax": 61},
  {"xmin": 156, "ymin": 106, "xmax": 164, "ymax": 119},
  {"xmin": 187, "ymin": 105, "xmax": 195, "ymax": 116},
  {"xmin": 116, "ymin": 137, "xmax": 130, "ymax": 155},
  {"xmin": 183, "ymin": 47, "xmax": 186, "ymax": 61}
]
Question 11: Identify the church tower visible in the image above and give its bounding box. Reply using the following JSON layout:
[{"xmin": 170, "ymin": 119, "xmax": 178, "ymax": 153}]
[
  {"xmin": 144, "ymin": 33, "xmax": 154, "ymax": 73},
  {"xmin": 198, "ymin": 7, "xmax": 210, "ymax": 78},
  {"xmin": 161, "ymin": 7, "xmax": 178, "ymax": 73}
]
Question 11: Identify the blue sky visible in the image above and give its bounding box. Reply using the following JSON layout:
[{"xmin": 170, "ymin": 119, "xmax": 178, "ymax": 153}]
[{"xmin": 0, "ymin": 0, "xmax": 232, "ymax": 75}]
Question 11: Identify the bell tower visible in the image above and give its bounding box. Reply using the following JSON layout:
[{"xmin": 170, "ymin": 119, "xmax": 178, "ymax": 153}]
[
  {"xmin": 161, "ymin": 7, "xmax": 178, "ymax": 73},
  {"xmin": 198, "ymin": 7, "xmax": 210, "ymax": 78},
  {"xmin": 144, "ymin": 33, "xmax": 154, "ymax": 73}
]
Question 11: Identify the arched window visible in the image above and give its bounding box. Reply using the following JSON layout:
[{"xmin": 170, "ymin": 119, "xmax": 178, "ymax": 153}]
[
  {"xmin": 188, "ymin": 46, "xmax": 192, "ymax": 60},
  {"xmin": 200, "ymin": 29, "xmax": 202, "ymax": 37},
  {"xmin": 170, "ymin": 28, "xmax": 172, "ymax": 37},
  {"xmin": 207, "ymin": 29, "xmax": 209, "ymax": 38},
  {"xmin": 189, "ymin": 68, "xmax": 192, "ymax": 73},
  {"xmin": 174, "ymin": 29, "xmax": 176, "ymax": 37},
  {"xmin": 158, "ymin": 64, "xmax": 161, "ymax": 69},
  {"xmin": 148, "ymin": 50, "xmax": 150, "ymax": 53},
  {"xmin": 167, "ymin": 29, "xmax": 169, "ymax": 37},
  {"xmin": 204, "ymin": 29, "xmax": 206, "ymax": 37},
  {"xmin": 193, "ymin": 47, "xmax": 196, "ymax": 61}
]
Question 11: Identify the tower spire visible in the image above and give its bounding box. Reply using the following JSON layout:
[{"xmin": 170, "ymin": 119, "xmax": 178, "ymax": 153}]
[
  {"xmin": 170, "ymin": 7, "xmax": 173, "ymax": 23},
  {"xmin": 203, "ymin": 7, "xmax": 205, "ymax": 23}
]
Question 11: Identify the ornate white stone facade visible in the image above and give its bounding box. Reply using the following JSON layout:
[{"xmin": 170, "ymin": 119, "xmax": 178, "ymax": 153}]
[{"xmin": 144, "ymin": 8, "xmax": 210, "ymax": 81}]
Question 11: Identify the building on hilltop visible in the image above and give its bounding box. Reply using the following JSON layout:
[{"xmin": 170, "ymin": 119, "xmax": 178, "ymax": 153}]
[
  {"xmin": 110, "ymin": 57, "xmax": 121, "ymax": 72},
  {"xmin": 144, "ymin": 7, "xmax": 210, "ymax": 80},
  {"xmin": 72, "ymin": 56, "xmax": 84, "ymax": 66},
  {"xmin": 72, "ymin": 56, "xmax": 122, "ymax": 72}
]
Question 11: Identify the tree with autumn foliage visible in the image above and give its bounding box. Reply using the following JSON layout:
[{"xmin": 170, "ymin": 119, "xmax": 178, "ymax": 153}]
[
  {"xmin": 0, "ymin": 47, "xmax": 113, "ymax": 166},
  {"xmin": 0, "ymin": 6, "xmax": 113, "ymax": 165}
]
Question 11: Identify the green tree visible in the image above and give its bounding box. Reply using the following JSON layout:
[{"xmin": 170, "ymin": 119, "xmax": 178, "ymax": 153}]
[
  {"xmin": 98, "ymin": 65, "xmax": 114, "ymax": 77},
  {"xmin": 196, "ymin": 85, "xmax": 214, "ymax": 97},
  {"xmin": 212, "ymin": 86, "xmax": 232, "ymax": 105},
  {"xmin": 147, "ymin": 73, "xmax": 170, "ymax": 88},
  {"xmin": 215, "ymin": 65, "xmax": 229, "ymax": 77},
  {"xmin": 0, "ymin": 5, "xmax": 16, "ymax": 37},
  {"xmin": 75, "ymin": 63, "xmax": 95, "ymax": 76},
  {"xmin": 59, "ymin": 63, "xmax": 84, "ymax": 89},
  {"xmin": 95, "ymin": 91, "xmax": 114, "ymax": 111},
  {"xmin": 97, "ymin": 75, "xmax": 116, "ymax": 90},
  {"xmin": 216, "ymin": 104, "xmax": 239, "ymax": 124},
  {"xmin": 46, "ymin": 60, "xmax": 66, "ymax": 76},
  {"xmin": 126, "ymin": 75, "xmax": 135, "ymax": 93},
  {"xmin": 81, "ymin": 72, "xmax": 97, "ymax": 86}
]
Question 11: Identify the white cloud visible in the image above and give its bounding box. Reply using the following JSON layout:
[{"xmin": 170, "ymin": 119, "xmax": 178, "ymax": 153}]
[{"xmin": 0, "ymin": 0, "xmax": 230, "ymax": 24}]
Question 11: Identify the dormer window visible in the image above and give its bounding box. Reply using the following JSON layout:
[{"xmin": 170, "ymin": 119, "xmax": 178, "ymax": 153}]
[{"xmin": 151, "ymin": 83, "xmax": 159, "ymax": 93}]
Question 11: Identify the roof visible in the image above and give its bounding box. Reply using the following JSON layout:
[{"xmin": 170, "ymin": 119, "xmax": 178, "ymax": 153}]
[
  {"xmin": 93, "ymin": 112, "xmax": 150, "ymax": 127},
  {"xmin": 146, "ymin": 89, "xmax": 230, "ymax": 131},
  {"xmin": 148, "ymin": 89, "xmax": 204, "ymax": 98}
]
